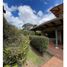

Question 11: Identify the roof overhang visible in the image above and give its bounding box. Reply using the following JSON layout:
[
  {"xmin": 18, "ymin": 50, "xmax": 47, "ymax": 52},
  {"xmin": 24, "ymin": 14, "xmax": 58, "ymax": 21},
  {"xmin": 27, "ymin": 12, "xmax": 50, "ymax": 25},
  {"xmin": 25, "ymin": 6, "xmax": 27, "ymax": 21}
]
[
  {"xmin": 31, "ymin": 4, "xmax": 63, "ymax": 32},
  {"xmin": 31, "ymin": 17, "xmax": 63, "ymax": 32},
  {"xmin": 50, "ymin": 4, "xmax": 63, "ymax": 17}
]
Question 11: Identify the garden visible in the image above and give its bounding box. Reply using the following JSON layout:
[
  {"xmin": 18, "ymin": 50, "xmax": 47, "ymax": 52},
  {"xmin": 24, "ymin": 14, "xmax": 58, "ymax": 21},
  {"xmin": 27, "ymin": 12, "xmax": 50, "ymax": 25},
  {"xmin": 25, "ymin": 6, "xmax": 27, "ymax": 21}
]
[{"xmin": 3, "ymin": 17, "xmax": 53, "ymax": 67}]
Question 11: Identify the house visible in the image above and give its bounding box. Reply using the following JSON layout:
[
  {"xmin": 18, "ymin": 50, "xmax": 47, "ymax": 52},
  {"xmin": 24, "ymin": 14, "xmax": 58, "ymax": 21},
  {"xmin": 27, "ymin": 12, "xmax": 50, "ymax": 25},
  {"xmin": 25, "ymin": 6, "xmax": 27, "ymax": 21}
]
[
  {"xmin": 31, "ymin": 4, "xmax": 63, "ymax": 48},
  {"xmin": 22, "ymin": 23, "xmax": 37, "ymax": 30}
]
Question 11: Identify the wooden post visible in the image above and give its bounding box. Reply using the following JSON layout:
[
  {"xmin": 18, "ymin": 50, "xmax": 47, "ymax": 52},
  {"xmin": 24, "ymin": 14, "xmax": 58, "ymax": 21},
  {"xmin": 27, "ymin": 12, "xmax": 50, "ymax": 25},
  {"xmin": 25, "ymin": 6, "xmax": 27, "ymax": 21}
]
[
  {"xmin": 59, "ymin": 31, "xmax": 62, "ymax": 44},
  {"xmin": 55, "ymin": 29, "xmax": 59, "ymax": 48}
]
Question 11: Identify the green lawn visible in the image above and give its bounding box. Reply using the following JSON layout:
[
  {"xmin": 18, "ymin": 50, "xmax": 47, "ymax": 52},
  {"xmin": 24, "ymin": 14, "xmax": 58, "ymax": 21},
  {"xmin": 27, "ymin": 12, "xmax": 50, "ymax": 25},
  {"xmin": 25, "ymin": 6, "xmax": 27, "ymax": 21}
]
[
  {"xmin": 27, "ymin": 47, "xmax": 44, "ymax": 66},
  {"xmin": 26, "ymin": 47, "xmax": 53, "ymax": 67}
]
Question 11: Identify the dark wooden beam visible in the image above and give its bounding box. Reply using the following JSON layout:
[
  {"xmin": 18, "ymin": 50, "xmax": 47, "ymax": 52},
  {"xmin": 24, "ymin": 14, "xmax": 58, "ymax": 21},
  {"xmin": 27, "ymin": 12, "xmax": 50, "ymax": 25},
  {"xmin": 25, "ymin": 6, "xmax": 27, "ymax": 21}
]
[
  {"xmin": 51, "ymin": 22, "xmax": 56, "ymax": 25},
  {"xmin": 60, "ymin": 19, "xmax": 63, "ymax": 23},
  {"xmin": 43, "ymin": 25, "xmax": 63, "ymax": 32},
  {"xmin": 3, "ymin": 6, "xmax": 6, "ymax": 13}
]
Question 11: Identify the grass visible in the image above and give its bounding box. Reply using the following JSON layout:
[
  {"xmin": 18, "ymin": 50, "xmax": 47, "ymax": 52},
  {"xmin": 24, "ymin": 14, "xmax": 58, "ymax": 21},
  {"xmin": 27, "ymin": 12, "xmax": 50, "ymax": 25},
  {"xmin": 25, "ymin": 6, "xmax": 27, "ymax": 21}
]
[
  {"xmin": 4, "ymin": 64, "xmax": 18, "ymax": 67},
  {"xmin": 26, "ymin": 47, "xmax": 53, "ymax": 67},
  {"xmin": 4, "ymin": 65, "xmax": 10, "ymax": 67},
  {"xmin": 27, "ymin": 47, "xmax": 44, "ymax": 66},
  {"xmin": 13, "ymin": 64, "xmax": 18, "ymax": 67}
]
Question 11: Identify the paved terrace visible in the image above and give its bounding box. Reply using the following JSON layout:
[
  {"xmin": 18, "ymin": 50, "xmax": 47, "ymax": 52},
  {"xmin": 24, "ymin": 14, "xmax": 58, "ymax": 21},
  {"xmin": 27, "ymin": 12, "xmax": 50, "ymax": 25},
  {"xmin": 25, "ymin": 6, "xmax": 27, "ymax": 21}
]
[
  {"xmin": 41, "ymin": 43, "xmax": 63, "ymax": 67},
  {"xmin": 41, "ymin": 56, "xmax": 63, "ymax": 67},
  {"xmin": 48, "ymin": 42, "xmax": 63, "ymax": 60}
]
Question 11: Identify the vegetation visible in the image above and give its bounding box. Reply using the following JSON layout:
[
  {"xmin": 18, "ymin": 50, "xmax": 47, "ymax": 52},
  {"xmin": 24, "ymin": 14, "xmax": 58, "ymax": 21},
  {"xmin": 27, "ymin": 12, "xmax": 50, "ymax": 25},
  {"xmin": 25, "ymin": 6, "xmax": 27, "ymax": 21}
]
[
  {"xmin": 21, "ymin": 30, "xmax": 35, "ymax": 36},
  {"xmin": 3, "ymin": 17, "xmax": 50, "ymax": 67},
  {"xmin": 4, "ymin": 65, "xmax": 10, "ymax": 67},
  {"xmin": 26, "ymin": 47, "xmax": 52, "ymax": 67},
  {"xmin": 4, "ymin": 64, "xmax": 18, "ymax": 67},
  {"xmin": 27, "ymin": 47, "xmax": 44, "ymax": 65},
  {"xmin": 3, "ymin": 17, "xmax": 30, "ymax": 66},
  {"xmin": 30, "ymin": 35, "xmax": 49, "ymax": 54},
  {"xmin": 35, "ymin": 31, "xmax": 42, "ymax": 35}
]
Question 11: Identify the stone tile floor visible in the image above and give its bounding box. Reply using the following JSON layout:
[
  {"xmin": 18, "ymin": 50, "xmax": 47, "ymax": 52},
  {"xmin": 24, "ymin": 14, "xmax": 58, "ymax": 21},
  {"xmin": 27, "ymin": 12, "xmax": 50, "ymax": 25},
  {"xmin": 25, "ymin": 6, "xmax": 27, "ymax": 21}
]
[
  {"xmin": 48, "ymin": 43, "xmax": 63, "ymax": 60},
  {"xmin": 41, "ymin": 56, "xmax": 63, "ymax": 67},
  {"xmin": 41, "ymin": 43, "xmax": 63, "ymax": 67}
]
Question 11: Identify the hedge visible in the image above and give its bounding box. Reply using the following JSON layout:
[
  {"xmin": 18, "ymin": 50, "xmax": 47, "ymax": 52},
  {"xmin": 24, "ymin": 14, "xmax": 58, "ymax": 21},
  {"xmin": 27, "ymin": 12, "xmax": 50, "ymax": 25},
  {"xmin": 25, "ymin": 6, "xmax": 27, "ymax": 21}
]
[{"xmin": 30, "ymin": 35, "xmax": 49, "ymax": 54}]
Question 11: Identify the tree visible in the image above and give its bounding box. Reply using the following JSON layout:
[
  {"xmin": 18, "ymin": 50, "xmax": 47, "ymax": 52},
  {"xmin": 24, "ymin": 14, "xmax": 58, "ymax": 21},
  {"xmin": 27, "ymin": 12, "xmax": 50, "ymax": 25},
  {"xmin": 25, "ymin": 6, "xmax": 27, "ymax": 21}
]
[{"xmin": 22, "ymin": 23, "xmax": 34, "ymax": 30}]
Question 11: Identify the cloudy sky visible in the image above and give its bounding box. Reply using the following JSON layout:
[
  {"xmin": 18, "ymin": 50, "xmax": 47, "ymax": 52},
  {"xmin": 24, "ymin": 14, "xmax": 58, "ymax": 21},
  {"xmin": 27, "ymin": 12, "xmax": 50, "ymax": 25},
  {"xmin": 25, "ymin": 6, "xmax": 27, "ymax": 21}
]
[{"xmin": 3, "ymin": 0, "xmax": 63, "ymax": 29}]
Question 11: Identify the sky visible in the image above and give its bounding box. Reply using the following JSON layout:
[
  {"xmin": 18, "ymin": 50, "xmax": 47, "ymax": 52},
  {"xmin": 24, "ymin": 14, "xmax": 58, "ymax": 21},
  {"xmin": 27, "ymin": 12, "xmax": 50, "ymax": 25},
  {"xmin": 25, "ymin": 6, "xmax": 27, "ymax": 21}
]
[{"xmin": 3, "ymin": 0, "xmax": 63, "ymax": 29}]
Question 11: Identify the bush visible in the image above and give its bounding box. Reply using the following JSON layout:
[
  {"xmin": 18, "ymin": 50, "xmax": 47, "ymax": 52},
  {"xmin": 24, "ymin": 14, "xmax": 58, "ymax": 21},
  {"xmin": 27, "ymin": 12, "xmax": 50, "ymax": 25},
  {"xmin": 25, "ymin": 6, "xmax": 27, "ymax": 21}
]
[
  {"xmin": 21, "ymin": 30, "xmax": 35, "ymax": 36},
  {"xmin": 3, "ymin": 17, "xmax": 30, "ymax": 65},
  {"xmin": 30, "ymin": 35, "xmax": 49, "ymax": 54},
  {"xmin": 35, "ymin": 31, "xmax": 42, "ymax": 35},
  {"xmin": 3, "ymin": 36, "xmax": 29, "ymax": 65},
  {"xmin": 4, "ymin": 65, "xmax": 10, "ymax": 67}
]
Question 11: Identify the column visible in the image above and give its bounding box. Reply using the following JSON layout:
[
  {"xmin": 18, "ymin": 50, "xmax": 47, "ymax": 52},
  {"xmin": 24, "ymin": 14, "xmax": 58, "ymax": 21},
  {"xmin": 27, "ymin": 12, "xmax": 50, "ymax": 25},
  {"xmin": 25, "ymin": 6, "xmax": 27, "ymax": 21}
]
[
  {"xmin": 59, "ymin": 31, "xmax": 62, "ymax": 44},
  {"xmin": 55, "ymin": 29, "xmax": 59, "ymax": 48}
]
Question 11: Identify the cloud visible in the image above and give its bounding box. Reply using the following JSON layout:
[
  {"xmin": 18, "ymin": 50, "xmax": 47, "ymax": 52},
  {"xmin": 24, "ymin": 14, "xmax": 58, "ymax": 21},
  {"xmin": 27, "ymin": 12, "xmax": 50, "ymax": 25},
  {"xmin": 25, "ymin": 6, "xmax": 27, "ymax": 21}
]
[
  {"xmin": 4, "ymin": 3, "xmax": 24, "ymax": 29},
  {"xmin": 18, "ymin": 5, "xmax": 39, "ymax": 24},
  {"xmin": 4, "ymin": 3, "xmax": 56, "ymax": 29},
  {"xmin": 4, "ymin": 11, "xmax": 24, "ymax": 29},
  {"xmin": 37, "ymin": 10, "xmax": 44, "ymax": 17},
  {"xmin": 4, "ymin": 3, "xmax": 17, "ymax": 12},
  {"xmin": 39, "ymin": 13, "xmax": 56, "ymax": 24}
]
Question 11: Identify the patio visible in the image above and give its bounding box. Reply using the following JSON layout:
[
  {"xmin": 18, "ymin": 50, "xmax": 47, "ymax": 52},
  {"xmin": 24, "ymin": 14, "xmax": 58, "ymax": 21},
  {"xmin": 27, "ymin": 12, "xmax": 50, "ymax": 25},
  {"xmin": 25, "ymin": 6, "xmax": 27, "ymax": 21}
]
[
  {"xmin": 41, "ymin": 43, "xmax": 63, "ymax": 67},
  {"xmin": 41, "ymin": 56, "xmax": 63, "ymax": 67},
  {"xmin": 48, "ymin": 42, "xmax": 63, "ymax": 60}
]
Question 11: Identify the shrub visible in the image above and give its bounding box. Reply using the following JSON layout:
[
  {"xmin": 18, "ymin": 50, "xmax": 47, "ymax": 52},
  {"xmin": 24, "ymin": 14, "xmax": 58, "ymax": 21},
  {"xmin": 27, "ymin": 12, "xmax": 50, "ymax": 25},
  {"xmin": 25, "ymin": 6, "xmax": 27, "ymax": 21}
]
[
  {"xmin": 35, "ymin": 31, "xmax": 42, "ymax": 35},
  {"xmin": 3, "ymin": 36, "xmax": 29, "ymax": 64},
  {"xmin": 30, "ymin": 35, "xmax": 49, "ymax": 54},
  {"xmin": 4, "ymin": 65, "xmax": 10, "ymax": 67},
  {"xmin": 21, "ymin": 30, "xmax": 35, "ymax": 36},
  {"xmin": 3, "ymin": 17, "xmax": 30, "ymax": 65}
]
